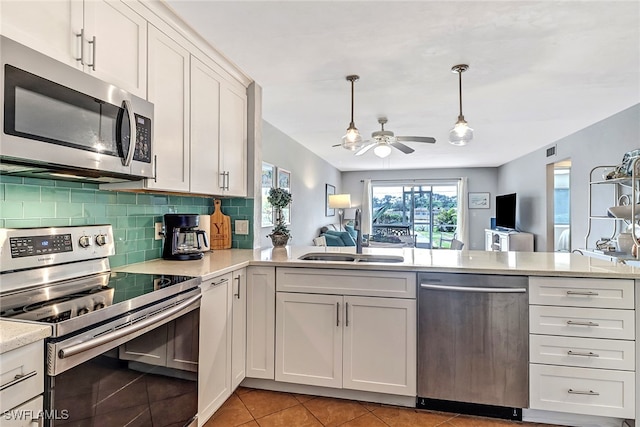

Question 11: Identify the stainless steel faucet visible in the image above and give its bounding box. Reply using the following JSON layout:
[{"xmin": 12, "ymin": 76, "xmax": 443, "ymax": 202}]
[{"xmin": 354, "ymin": 208, "xmax": 363, "ymax": 254}]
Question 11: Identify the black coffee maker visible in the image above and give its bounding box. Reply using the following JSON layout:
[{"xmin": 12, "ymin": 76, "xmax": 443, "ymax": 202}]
[{"xmin": 162, "ymin": 214, "xmax": 209, "ymax": 260}]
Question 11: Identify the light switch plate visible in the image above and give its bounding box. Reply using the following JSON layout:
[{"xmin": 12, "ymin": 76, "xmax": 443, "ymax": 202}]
[{"xmin": 235, "ymin": 220, "xmax": 249, "ymax": 235}]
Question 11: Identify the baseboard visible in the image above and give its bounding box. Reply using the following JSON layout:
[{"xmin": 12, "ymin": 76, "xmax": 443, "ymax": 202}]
[{"xmin": 522, "ymin": 408, "xmax": 625, "ymax": 427}]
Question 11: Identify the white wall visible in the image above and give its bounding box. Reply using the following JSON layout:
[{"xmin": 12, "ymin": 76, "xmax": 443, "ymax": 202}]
[
  {"xmin": 261, "ymin": 121, "xmax": 342, "ymax": 247},
  {"xmin": 342, "ymin": 168, "xmax": 498, "ymax": 250},
  {"xmin": 498, "ymin": 104, "xmax": 639, "ymax": 251}
]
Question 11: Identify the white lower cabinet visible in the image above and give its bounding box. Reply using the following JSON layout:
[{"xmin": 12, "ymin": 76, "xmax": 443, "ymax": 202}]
[
  {"xmin": 231, "ymin": 268, "xmax": 247, "ymax": 390},
  {"xmin": 245, "ymin": 266, "xmax": 276, "ymax": 379},
  {"xmin": 0, "ymin": 341, "xmax": 45, "ymax": 425},
  {"xmin": 274, "ymin": 268, "xmax": 416, "ymax": 396},
  {"xmin": 529, "ymin": 276, "xmax": 636, "ymax": 421},
  {"xmin": 530, "ymin": 364, "xmax": 635, "ymax": 419},
  {"xmin": 198, "ymin": 273, "xmax": 232, "ymax": 426}
]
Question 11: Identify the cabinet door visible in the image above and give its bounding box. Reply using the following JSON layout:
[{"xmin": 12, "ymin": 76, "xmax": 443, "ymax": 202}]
[
  {"xmin": 147, "ymin": 25, "xmax": 190, "ymax": 192},
  {"xmin": 275, "ymin": 292, "xmax": 342, "ymax": 388},
  {"xmin": 231, "ymin": 269, "xmax": 247, "ymax": 390},
  {"xmin": 246, "ymin": 266, "xmax": 276, "ymax": 379},
  {"xmin": 118, "ymin": 324, "xmax": 168, "ymax": 366},
  {"xmin": 219, "ymin": 83, "xmax": 247, "ymax": 197},
  {"xmin": 343, "ymin": 296, "xmax": 416, "ymax": 396},
  {"xmin": 1, "ymin": 395, "xmax": 43, "ymax": 427},
  {"xmin": 198, "ymin": 274, "xmax": 233, "ymax": 426},
  {"xmin": 0, "ymin": 0, "xmax": 83, "ymax": 69},
  {"xmin": 166, "ymin": 308, "xmax": 199, "ymax": 372},
  {"xmin": 83, "ymin": 0, "xmax": 147, "ymax": 98},
  {"xmin": 190, "ymin": 56, "xmax": 221, "ymax": 195}
]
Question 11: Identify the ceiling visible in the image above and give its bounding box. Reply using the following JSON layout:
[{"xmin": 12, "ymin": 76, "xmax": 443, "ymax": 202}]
[{"xmin": 165, "ymin": 1, "xmax": 640, "ymax": 172}]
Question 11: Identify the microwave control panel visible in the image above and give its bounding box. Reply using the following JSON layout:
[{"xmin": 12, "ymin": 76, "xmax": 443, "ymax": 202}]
[{"xmin": 133, "ymin": 114, "xmax": 152, "ymax": 163}]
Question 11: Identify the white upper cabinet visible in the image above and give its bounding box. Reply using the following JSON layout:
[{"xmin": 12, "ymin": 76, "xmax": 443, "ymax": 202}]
[
  {"xmin": 219, "ymin": 83, "xmax": 247, "ymax": 197},
  {"xmin": 146, "ymin": 25, "xmax": 190, "ymax": 193},
  {"xmin": 190, "ymin": 56, "xmax": 221, "ymax": 195},
  {"xmin": 1, "ymin": 0, "xmax": 147, "ymax": 98},
  {"xmin": 82, "ymin": 0, "xmax": 147, "ymax": 97}
]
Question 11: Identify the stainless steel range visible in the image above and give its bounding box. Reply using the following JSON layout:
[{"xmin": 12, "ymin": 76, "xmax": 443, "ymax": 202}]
[{"xmin": 0, "ymin": 225, "xmax": 202, "ymax": 427}]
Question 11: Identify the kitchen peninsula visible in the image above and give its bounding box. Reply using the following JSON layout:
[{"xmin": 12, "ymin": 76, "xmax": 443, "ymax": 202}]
[{"xmin": 113, "ymin": 246, "xmax": 639, "ymax": 427}]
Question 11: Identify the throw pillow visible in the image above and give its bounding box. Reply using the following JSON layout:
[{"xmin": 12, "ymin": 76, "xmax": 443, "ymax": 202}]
[
  {"xmin": 323, "ymin": 233, "xmax": 345, "ymax": 246},
  {"xmin": 325, "ymin": 230, "xmax": 356, "ymax": 246},
  {"xmin": 344, "ymin": 224, "xmax": 358, "ymax": 241}
]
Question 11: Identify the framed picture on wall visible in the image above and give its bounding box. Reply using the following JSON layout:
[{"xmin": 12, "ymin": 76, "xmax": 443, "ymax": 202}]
[
  {"xmin": 469, "ymin": 192, "xmax": 490, "ymax": 209},
  {"xmin": 261, "ymin": 162, "xmax": 275, "ymax": 227},
  {"xmin": 326, "ymin": 184, "xmax": 335, "ymax": 216},
  {"xmin": 277, "ymin": 168, "xmax": 291, "ymax": 225}
]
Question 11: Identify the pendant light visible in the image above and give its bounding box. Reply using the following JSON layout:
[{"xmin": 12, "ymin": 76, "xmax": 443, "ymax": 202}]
[
  {"xmin": 449, "ymin": 64, "xmax": 473, "ymax": 146},
  {"xmin": 341, "ymin": 75, "xmax": 364, "ymax": 151}
]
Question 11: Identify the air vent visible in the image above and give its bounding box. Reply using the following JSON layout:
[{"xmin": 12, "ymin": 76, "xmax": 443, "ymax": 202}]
[{"xmin": 546, "ymin": 145, "xmax": 556, "ymax": 157}]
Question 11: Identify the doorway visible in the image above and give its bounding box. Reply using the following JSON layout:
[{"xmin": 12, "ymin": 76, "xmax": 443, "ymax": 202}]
[{"xmin": 548, "ymin": 160, "xmax": 571, "ymax": 251}]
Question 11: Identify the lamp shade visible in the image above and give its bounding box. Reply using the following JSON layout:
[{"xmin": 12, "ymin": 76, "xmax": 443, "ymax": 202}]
[{"xmin": 328, "ymin": 194, "xmax": 352, "ymax": 209}]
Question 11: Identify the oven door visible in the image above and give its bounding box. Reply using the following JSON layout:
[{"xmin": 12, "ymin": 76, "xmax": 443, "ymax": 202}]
[{"xmin": 45, "ymin": 291, "xmax": 200, "ymax": 427}]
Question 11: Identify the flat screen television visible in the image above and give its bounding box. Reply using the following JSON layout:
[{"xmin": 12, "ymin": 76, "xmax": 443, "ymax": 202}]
[{"xmin": 495, "ymin": 193, "xmax": 517, "ymax": 230}]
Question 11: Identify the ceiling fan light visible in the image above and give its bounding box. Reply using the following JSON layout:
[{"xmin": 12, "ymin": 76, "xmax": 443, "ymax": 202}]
[{"xmin": 373, "ymin": 144, "xmax": 392, "ymax": 158}]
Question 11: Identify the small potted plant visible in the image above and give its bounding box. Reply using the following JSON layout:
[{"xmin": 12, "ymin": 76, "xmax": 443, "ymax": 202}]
[{"xmin": 267, "ymin": 187, "xmax": 292, "ymax": 247}]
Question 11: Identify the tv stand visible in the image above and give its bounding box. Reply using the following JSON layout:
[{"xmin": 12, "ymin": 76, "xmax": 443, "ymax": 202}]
[{"xmin": 485, "ymin": 229, "xmax": 534, "ymax": 252}]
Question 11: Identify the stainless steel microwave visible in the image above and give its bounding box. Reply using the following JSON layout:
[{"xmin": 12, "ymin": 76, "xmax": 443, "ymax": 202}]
[{"xmin": 1, "ymin": 36, "xmax": 154, "ymax": 183}]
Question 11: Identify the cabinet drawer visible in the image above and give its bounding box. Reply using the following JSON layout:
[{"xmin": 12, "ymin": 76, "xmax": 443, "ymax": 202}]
[
  {"xmin": 0, "ymin": 395, "xmax": 43, "ymax": 426},
  {"xmin": 276, "ymin": 268, "xmax": 416, "ymax": 298},
  {"xmin": 530, "ymin": 305, "xmax": 634, "ymax": 340},
  {"xmin": 530, "ymin": 364, "xmax": 635, "ymax": 418},
  {"xmin": 0, "ymin": 341, "xmax": 44, "ymax": 413},
  {"xmin": 529, "ymin": 276, "xmax": 634, "ymax": 309},
  {"xmin": 530, "ymin": 334, "xmax": 635, "ymax": 371}
]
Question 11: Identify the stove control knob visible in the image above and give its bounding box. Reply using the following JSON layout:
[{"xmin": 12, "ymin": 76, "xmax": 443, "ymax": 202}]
[
  {"xmin": 94, "ymin": 302, "xmax": 105, "ymax": 311},
  {"xmin": 78, "ymin": 235, "xmax": 92, "ymax": 248},
  {"xmin": 95, "ymin": 234, "xmax": 108, "ymax": 246},
  {"xmin": 77, "ymin": 307, "xmax": 89, "ymax": 316}
]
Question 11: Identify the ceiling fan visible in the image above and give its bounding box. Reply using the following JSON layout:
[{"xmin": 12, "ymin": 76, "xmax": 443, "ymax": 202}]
[{"xmin": 355, "ymin": 118, "xmax": 436, "ymax": 158}]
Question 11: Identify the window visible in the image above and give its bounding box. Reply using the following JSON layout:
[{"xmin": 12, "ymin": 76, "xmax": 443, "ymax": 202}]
[{"xmin": 370, "ymin": 181, "xmax": 459, "ymax": 248}]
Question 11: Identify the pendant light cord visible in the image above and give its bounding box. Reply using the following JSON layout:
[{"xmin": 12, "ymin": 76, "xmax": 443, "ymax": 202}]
[{"xmin": 458, "ymin": 70, "xmax": 464, "ymax": 120}]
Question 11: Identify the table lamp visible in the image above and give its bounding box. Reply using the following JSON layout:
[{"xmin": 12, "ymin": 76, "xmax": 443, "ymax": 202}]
[{"xmin": 328, "ymin": 194, "xmax": 351, "ymax": 231}]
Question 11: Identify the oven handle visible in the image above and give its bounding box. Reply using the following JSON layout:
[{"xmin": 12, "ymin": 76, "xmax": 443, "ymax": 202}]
[{"xmin": 57, "ymin": 293, "xmax": 201, "ymax": 359}]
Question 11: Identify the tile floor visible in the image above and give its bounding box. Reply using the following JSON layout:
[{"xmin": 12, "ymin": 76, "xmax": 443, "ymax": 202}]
[{"xmin": 203, "ymin": 387, "xmax": 563, "ymax": 427}]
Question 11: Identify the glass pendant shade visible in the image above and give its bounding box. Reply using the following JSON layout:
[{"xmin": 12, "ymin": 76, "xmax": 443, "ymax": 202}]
[
  {"xmin": 448, "ymin": 117, "xmax": 474, "ymax": 146},
  {"xmin": 449, "ymin": 64, "xmax": 473, "ymax": 146},
  {"xmin": 373, "ymin": 143, "xmax": 392, "ymax": 158},
  {"xmin": 342, "ymin": 125, "xmax": 364, "ymax": 150}
]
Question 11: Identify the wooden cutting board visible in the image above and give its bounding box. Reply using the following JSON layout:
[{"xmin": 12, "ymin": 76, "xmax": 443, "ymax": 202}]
[{"xmin": 210, "ymin": 199, "xmax": 232, "ymax": 249}]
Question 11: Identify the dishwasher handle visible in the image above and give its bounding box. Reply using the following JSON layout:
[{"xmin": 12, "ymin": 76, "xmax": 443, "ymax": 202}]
[{"xmin": 420, "ymin": 283, "xmax": 527, "ymax": 293}]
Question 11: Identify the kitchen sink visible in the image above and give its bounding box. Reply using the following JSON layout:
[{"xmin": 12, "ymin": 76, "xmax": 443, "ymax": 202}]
[{"xmin": 298, "ymin": 253, "xmax": 404, "ymax": 263}]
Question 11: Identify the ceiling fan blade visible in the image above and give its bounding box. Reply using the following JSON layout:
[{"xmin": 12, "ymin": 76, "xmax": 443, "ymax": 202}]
[
  {"xmin": 355, "ymin": 142, "xmax": 376, "ymax": 156},
  {"xmin": 390, "ymin": 141, "xmax": 415, "ymax": 154},
  {"xmin": 396, "ymin": 136, "xmax": 436, "ymax": 144}
]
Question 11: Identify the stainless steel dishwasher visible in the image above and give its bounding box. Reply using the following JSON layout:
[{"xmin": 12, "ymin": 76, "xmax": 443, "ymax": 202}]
[{"xmin": 417, "ymin": 273, "xmax": 528, "ymax": 420}]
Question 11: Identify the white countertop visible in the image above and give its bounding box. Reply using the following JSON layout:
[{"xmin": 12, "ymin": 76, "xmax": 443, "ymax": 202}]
[
  {"xmin": 0, "ymin": 320, "xmax": 51, "ymax": 354},
  {"xmin": 115, "ymin": 246, "xmax": 640, "ymax": 279}
]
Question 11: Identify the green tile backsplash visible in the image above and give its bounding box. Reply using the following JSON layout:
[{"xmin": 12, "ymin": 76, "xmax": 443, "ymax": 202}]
[{"xmin": 0, "ymin": 176, "xmax": 254, "ymax": 267}]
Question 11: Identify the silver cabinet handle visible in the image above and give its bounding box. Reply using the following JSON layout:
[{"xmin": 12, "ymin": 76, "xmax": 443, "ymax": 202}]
[
  {"xmin": 567, "ymin": 350, "xmax": 600, "ymax": 357},
  {"xmin": 58, "ymin": 293, "xmax": 201, "ymax": 358},
  {"xmin": 566, "ymin": 320, "xmax": 600, "ymax": 327},
  {"xmin": 210, "ymin": 278, "xmax": 229, "ymax": 287},
  {"xmin": 87, "ymin": 35, "xmax": 96, "ymax": 70},
  {"xmin": 566, "ymin": 290, "xmax": 599, "ymax": 296},
  {"xmin": 0, "ymin": 370, "xmax": 37, "ymax": 391},
  {"xmin": 234, "ymin": 275, "xmax": 241, "ymax": 299},
  {"xmin": 75, "ymin": 29, "xmax": 84, "ymax": 64},
  {"xmin": 421, "ymin": 284, "xmax": 527, "ymax": 293},
  {"xmin": 568, "ymin": 389, "xmax": 600, "ymax": 396},
  {"xmin": 345, "ymin": 302, "xmax": 349, "ymax": 327},
  {"xmin": 336, "ymin": 302, "xmax": 340, "ymax": 327}
]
